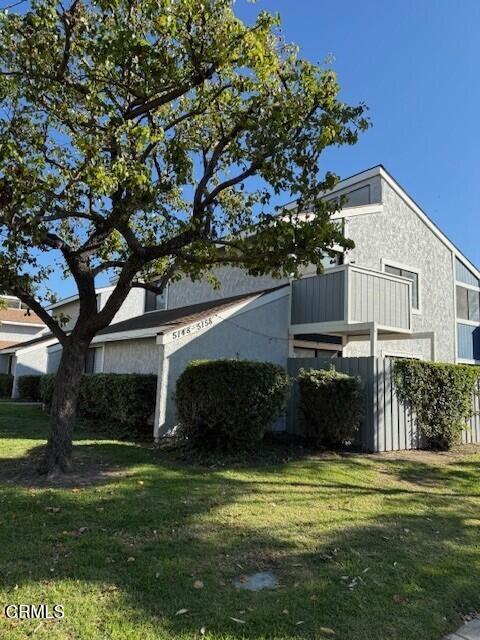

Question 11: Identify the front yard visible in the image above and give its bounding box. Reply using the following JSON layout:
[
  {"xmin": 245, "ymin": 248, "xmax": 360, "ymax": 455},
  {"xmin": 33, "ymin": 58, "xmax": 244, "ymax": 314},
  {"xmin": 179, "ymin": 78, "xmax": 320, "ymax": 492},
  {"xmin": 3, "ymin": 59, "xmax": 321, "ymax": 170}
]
[{"xmin": 0, "ymin": 404, "xmax": 479, "ymax": 640}]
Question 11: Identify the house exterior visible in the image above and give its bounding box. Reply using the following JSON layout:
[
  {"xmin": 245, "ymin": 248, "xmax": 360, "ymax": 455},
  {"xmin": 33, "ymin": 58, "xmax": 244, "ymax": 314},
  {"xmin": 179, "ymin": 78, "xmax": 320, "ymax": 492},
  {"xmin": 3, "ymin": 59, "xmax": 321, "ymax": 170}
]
[
  {"xmin": 1, "ymin": 165, "xmax": 478, "ymax": 439},
  {"xmin": 0, "ymin": 296, "xmax": 46, "ymax": 376}
]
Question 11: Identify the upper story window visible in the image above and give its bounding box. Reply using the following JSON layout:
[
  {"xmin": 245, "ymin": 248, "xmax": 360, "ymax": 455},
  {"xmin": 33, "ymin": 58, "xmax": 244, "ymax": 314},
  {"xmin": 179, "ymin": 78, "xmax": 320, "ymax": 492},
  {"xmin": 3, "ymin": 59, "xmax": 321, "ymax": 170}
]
[
  {"xmin": 384, "ymin": 263, "xmax": 420, "ymax": 311},
  {"xmin": 0, "ymin": 296, "xmax": 27, "ymax": 310},
  {"xmin": 145, "ymin": 288, "xmax": 167, "ymax": 313},
  {"xmin": 327, "ymin": 184, "xmax": 371, "ymax": 209},
  {"xmin": 320, "ymin": 252, "xmax": 342, "ymax": 271},
  {"xmin": 456, "ymin": 285, "xmax": 480, "ymax": 322}
]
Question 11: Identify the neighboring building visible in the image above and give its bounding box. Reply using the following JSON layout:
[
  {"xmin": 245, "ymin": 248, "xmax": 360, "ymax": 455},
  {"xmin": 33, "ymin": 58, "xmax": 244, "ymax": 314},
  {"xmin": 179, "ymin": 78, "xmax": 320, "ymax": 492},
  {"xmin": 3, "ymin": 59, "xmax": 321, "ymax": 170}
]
[
  {"xmin": 0, "ymin": 295, "xmax": 46, "ymax": 374},
  {"xmin": 0, "ymin": 165, "xmax": 478, "ymax": 438}
]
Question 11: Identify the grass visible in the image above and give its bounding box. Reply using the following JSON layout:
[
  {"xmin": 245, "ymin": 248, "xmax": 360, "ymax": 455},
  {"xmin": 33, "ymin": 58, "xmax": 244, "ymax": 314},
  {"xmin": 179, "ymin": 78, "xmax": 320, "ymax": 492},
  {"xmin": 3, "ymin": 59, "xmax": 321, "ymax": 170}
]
[{"xmin": 0, "ymin": 404, "xmax": 480, "ymax": 639}]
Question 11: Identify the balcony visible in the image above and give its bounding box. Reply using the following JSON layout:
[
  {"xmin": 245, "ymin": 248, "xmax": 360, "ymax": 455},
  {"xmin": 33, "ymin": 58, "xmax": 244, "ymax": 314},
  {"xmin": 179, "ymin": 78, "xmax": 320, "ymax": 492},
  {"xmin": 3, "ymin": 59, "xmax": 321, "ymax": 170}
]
[{"xmin": 290, "ymin": 264, "xmax": 413, "ymax": 335}]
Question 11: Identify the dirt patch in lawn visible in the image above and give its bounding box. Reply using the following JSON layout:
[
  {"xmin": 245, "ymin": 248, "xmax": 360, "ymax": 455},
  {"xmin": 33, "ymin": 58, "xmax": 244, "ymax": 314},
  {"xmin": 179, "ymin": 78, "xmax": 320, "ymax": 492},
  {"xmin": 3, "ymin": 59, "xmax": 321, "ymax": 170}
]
[
  {"xmin": 370, "ymin": 444, "xmax": 480, "ymax": 465},
  {"xmin": 0, "ymin": 445, "xmax": 129, "ymax": 489}
]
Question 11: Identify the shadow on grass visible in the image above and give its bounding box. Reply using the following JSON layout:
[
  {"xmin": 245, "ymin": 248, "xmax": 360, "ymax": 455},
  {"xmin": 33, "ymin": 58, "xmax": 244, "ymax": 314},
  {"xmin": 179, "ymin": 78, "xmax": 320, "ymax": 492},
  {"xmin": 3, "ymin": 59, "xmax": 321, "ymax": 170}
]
[{"xmin": 0, "ymin": 442, "xmax": 480, "ymax": 639}]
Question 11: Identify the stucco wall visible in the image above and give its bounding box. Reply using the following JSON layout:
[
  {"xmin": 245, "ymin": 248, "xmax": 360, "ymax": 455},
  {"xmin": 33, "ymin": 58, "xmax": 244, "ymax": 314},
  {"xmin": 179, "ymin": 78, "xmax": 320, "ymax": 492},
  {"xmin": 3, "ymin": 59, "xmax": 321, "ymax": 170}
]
[
  {"xmin": 50, "ymin": 287, "xmax": 145, "ymax": 332},
  {"xmin": 343, "ymin": 178, "xmax": 456, "ymax": 362},
  {"xmin": 48, "ymin": 337, "xmax": 158, "ymax": 376},
  {"xmin": 0, "ymin": 324, "xmax": 45, "ymax": 343},
  {"xmin": 102, "ymin": 338, "xmax": 158, "ymax": 374},
  {"xmin": 12, "ymin": 345, "xmax": 50, "ymax": 397},
  {"xmin": 51, "ymin": 300, "xmax": 81, "ymax": 332},
  {"xmin": 158, "ymin": 293, "xmax": 290, "ymax": 435},
  {"xmin": 167, "ymin": 266, "xmax": 285, "ymax": 309},
  {"xmin": 100, "ymin": 287, "xmax": 146, "ymax": 325}
]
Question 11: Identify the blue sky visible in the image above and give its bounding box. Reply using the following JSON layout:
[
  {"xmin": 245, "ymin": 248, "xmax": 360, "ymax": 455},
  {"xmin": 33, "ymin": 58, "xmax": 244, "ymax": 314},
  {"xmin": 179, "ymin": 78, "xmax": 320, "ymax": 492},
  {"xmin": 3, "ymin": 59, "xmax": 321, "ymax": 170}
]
[
  {"xmin": 237, "ymin": 0, "xmax": 480, "ymax": 267},
  {"xmin": 30, "ymin": 0, "xmax": 480, "ymax": 297}
]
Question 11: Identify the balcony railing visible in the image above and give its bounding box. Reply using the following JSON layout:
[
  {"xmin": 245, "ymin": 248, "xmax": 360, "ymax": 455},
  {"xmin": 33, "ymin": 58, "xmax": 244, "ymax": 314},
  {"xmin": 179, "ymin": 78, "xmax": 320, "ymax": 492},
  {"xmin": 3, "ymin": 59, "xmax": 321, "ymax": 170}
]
[{"xmin": 290, "ymin": 264, "xmax": 412, "ymax": 332}]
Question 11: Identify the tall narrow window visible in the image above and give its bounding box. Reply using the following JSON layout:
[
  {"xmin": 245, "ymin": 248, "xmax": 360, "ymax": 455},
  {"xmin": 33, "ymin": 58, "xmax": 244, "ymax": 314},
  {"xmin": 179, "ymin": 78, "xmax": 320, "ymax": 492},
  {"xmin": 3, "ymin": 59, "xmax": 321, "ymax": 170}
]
[{"xmin": 84, "ymin": 348, "xmax": 97, "ymax": 374}]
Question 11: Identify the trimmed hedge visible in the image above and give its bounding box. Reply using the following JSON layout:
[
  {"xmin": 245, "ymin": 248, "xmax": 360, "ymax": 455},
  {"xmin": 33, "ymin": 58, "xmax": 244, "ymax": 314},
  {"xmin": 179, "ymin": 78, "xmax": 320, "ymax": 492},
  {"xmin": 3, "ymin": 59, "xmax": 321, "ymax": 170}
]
[
  {"xmin": 17, "ymin": 375, "xmax": 42, "ymax": 401},
  {"xmin": 176, "ymin": 359, "xmax": 290, "ymax": 451},
  {"xmin": 393, "ymin": 359, "xmax": 480, "ymax": 450},
  {"xmin": 41, "ymin": 373, "xmax": 157, "ymax": 438},
  {"xmin": 297, "ymin": 367, "xmax": 362, "ymax": 448},
  {"xmin": 0, "ymin": 373, "xmax": 13, "ymax": 398}
]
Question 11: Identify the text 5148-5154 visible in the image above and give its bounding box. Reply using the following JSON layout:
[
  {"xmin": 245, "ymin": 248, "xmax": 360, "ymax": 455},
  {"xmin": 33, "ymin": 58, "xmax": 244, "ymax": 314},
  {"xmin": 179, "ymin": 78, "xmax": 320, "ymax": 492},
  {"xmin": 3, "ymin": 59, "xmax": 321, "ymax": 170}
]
[{"xmin": 171, "ymin": 317, "xmax": 213, "ymax": 340}]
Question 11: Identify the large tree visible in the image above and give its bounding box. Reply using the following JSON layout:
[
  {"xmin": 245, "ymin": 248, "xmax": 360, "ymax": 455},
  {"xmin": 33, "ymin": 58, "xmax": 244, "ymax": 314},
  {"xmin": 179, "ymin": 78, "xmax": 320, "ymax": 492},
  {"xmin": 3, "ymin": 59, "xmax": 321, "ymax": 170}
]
[{"xmin": 0, "ymin": 0, "xmax": 368, "ymax": 473}]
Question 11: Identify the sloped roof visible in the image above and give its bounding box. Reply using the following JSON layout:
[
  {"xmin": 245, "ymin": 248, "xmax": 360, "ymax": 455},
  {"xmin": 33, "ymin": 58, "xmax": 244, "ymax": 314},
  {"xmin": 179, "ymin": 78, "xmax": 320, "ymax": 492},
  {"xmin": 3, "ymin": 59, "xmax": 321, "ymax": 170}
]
[
  {"xmin": 0, "ymin": 339, "xmax": 20, "ymax": 349},
  {"xmin": 0, "ymin": 331, "xmax": 54, "ymax": 354},
  {"xmin": 0, "ymin": 285, "xmax": 289, "ymax": 354},
  {"xmin": 97, "ymin": 285, "xmax": 288, "ymax": 339},
  {"xmin": 0, "ymin": 308, "xmax": 44, "ymax": 325}
]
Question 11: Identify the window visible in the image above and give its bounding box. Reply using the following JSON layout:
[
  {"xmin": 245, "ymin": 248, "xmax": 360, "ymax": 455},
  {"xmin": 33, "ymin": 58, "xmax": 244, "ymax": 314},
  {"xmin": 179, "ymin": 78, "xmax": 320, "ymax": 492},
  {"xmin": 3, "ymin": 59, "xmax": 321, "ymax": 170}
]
[
  {"xmin": 1, "ymin": 297, "xmax": 21, "ymax": 309},
  {"xmin": 320, "ymin": 252, "xmax": 342, "ymax": 271},
  {"xmin": 344, "ymin": 185, "xmax": 371, "ymax": 207},
  {"xmin": 457, "ymin": 285, "xmax": 480, "ymax": 322},
  {"xmin": 384, "ymin": 264, "xmax": 420, "ymax": 311},
  {"xmin": 84, "ymin": 348, "xmax": 96, "ymax": 374},
  {"xmin": 145, "ymin": 288, "xmax": 167, "ymax": 312}
]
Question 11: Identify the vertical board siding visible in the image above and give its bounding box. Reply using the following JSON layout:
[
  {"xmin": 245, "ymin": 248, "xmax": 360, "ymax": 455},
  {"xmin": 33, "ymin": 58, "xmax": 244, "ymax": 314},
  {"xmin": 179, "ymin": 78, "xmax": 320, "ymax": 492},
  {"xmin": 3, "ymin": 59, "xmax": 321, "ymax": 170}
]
[
  {"xmin": 291, "ymin": 271, "xmax": 345, "ymax": 325},
  {"xmin": 456, "ymin": 257, "xmax": 480, "ymax": 288},
  {"xmin": 457, "ymin": 323, "xmax": 480, "ymax": 361},
  {"xmin": 349, "ymin": 270, "xmax": 410, "ymax": 329},
  {"xmin": 287, "ymin": 357, "xmax": 480, "ymax": 452}
]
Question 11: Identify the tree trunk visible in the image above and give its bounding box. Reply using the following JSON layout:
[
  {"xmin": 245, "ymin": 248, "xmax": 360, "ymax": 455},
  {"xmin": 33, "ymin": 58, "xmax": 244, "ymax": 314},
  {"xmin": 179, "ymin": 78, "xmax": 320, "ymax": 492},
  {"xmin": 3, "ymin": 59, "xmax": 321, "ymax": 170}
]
[{"xmin": 38, "ymin": 338, "xmax": 89, "ymax": 475}]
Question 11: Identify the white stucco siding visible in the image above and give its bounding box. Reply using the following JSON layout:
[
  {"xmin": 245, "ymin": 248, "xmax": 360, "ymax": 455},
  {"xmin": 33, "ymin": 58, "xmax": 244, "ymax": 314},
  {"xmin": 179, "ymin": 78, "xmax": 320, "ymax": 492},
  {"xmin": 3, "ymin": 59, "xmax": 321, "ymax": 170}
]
[
  {"xmin": 100, "ymin": 287, "xmax": 146, "ymax": 324},
  {"xmin": 157, "ymin": 293, "xmax": 290, "ymax": 436},
  {"xmin": 50, "ymin": 286, "xmax": 145, "ymax": 333},
  {"xmin": 51, "ymin": 300, "xmax": 80, "ymax": 332},
  {"xmin": 12, "ymin": 345, "xmax": 50, "ymax": 397},
  {"xmin": 0, "ymin": 324, "xmax": 45, "ymax": 343},
  {"xmin": 166, "ymin": 266, "xmax": 286, "ymax": 310},
  {"xmin": 102, "ymin": 338, "xmax": 158, "ymax": 374},
  {"xmin": 343, "ymin": 178, "xmax": 456, "ymax": 361}
]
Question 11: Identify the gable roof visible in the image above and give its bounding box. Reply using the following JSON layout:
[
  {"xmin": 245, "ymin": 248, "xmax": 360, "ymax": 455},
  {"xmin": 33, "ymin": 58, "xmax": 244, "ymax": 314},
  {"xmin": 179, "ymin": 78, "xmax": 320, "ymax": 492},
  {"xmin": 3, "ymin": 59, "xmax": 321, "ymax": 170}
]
[
  {"xmin": 333, "ymin": 165, "xmax": 479, "ymax": 279},
  {"xmin": 96, "ymin": 285, "xmax": 288, "ymax": 340},
  {"xmin": 279, "ymin": 164, "xmax": 479, "ymax": 280}
]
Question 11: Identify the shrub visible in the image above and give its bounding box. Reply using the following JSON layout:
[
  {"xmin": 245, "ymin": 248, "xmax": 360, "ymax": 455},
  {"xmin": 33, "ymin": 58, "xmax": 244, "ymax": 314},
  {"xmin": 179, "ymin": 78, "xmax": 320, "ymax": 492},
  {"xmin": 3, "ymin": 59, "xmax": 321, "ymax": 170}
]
[
  {"xmin": 40, "ymin": 373, "xmax": 157, "ymax": 438},
  {"xmin": 393, "ymin": 359, "xmax": 480, "ymax": 450},
  {"xmin": 78, "ymin": 373, "xmax": 157, "ymax": 436},
  {"xmin": 17, "ymin": 375, "xmax": 42, "ymax": 401},
  {"xmin": 0, "ymin": 373, "xmax": 13, "ymax": 398},
  {"xmin": 297, "ymin": 367, "xmax": 362, "ymax": 448},
  {"xmin": 176, "ymin": 359, "xmax": 290, "ymax": 451}
]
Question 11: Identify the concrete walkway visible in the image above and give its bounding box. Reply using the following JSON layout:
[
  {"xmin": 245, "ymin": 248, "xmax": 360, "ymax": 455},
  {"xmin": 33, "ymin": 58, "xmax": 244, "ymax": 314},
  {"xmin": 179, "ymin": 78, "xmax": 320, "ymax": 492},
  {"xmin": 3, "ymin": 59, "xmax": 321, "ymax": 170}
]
[{"xmin": 444, "ymin": 617, "xmax": 480, "ymax": 639}]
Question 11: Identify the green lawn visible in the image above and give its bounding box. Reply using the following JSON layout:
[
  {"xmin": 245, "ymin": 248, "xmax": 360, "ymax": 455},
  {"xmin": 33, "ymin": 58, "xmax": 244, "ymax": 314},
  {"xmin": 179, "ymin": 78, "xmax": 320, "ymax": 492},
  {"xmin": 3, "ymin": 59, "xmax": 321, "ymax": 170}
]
[{"xmin": 1, "ymin": 404, "xmax": 479, "ymax": 639}]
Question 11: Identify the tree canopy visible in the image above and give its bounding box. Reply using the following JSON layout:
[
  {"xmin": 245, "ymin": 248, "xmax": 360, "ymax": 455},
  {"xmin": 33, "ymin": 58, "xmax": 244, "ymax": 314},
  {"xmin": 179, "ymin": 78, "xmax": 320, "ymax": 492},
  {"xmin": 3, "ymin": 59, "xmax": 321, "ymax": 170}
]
[{"xmin": 0, "ymin": 0, "xmax": 368, "ymax": 343}]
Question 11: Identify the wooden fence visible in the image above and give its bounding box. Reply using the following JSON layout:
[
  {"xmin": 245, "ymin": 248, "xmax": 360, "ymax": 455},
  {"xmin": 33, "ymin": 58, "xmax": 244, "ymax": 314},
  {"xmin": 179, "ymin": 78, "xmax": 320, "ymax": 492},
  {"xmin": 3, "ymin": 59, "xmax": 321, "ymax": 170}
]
[{"xmin": 286, "ymin": 356, "xmax": 480, "ymax": 452}]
